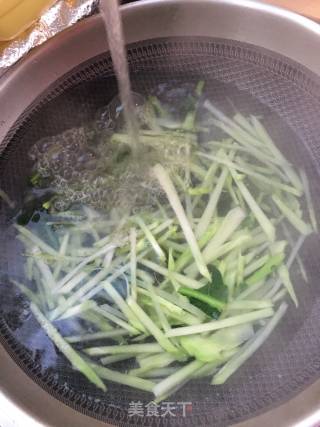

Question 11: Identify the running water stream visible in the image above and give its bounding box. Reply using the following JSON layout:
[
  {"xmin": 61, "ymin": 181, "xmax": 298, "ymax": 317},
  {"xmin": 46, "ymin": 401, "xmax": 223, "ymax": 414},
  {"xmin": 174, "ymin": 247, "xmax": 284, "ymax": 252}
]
[{"xmin": 99, "ymin": 0, "xmax": 140, "ymax": 155}]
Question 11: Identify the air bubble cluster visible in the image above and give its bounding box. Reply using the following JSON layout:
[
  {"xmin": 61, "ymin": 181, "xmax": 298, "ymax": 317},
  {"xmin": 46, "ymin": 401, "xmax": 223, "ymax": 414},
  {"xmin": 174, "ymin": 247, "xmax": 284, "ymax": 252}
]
[{"xmin": 29, "ymin": 94, "xmax": 192, "ymax": 213}]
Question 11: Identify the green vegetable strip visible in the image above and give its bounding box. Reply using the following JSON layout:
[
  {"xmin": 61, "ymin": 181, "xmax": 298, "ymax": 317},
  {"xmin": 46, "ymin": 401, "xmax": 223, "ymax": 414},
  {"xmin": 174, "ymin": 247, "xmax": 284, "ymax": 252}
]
[
  {"xmin": 192, "ymin": 159, "xmax": 220, "ymax": 209},
  {"xmin": 230, "ymin": 170, "xmax": 276, "ymax": 241},
  {"xmin": 58, "ymin": 300, "xmax": 96, "ymax": 320},
  {"xmin": 264, "ymin": 237, "xmax": 303, "ymax": 302},
  {"xmin": 244, "ymin": 254, "xmax": 269, "ymax": 277},
  {"xmin": 142, "ymin": 367, "xmax": 179, "ymax": 378},
  {"xmin": 55, "ymin": 243, "xmax": 115, "ymax": 291},
  {"xmin": 138, "ymin": 290, "xmax": 201, "ymax": 326},
  {"xmin": 186, "ymin": 235, "xmax": 251, "ymax": 279},
  {"xmin": 103, "ymin": 248, "xmax": 115, "ymax": 269},
  {"xmin": 241, "ymin": 232, "xmax": 271, "ymax": 252},
  {"xmin": 26, "ymin": 257, "xmax": 34, "ymax": 281},
  {"xmin": 192, "ymin": 363, "xmax": 219, "ymax": 379},
  {"xmin": 30, "ymin": 302, "xmax": 106, "ymax": 391},
  {"xmin": 236, "ymin": 280, "xmax": 265, "ymax": 301},
  {"xmin": 168, "ymin": 247, "xmax": 175, "ymax": 273},
  {"xmin": 227, "ymin": 300, "xmax": 273, "ymax": 310},
  {"xmin": 161, "ymin": 239, "xmax": 186, "ymax": 253},
  {"xmin": 212, "ymin": 302, "xmax": 288, "ymax": 384},
  {"xmin": 143, "ymin": 226, "xmax": 178, "ymax": 252},
  {"xmin": 57, "ymin": 271, "xmax": 89, "ymax": 295},
  {"xmin": 236, "ymin": 251, "xmax": 244, "ymax": 288},
  {"xmin": 282, "ymin": 223, "xmax": 308, "ymax": 282},
  {"xmin": 186, "ymin": 208, "xmax": 246, "ymax": 277},
  {"xmin": 272, "ymin": 195, "xmax": 311, "ymax": 235},
  {"xmin": 50, "ymin": 268, "xmax": 112, "ymax": 320},
  {"xmin": 130, "ymin": 228, "xmax": 137, "ymax": 299},
  {"xmin": 286, "ymin": 239, "xmax": 307, "ymax": 280},
  {"xmin": 15, "ymin": 225, "xmax": 60, "ymax": 257},
  {"xmin": 53, "ymin": 232, "xmax": 70, "ymax": 279},
  {"xmin": 233, "ymin": 113, "xmax": 257, "ymax": 136},
  {"xmin": 93, "ymin": 306, "xmax": 139, "ymax": 335},
  {"xmin": 99, "ymin": 303, "xmax": 126, "ymax": 320},
  {"xmin": 276, "ymin": 265, "xmax": 298, "ymax": 307},
  {"xmin": 203, "ymin": 101, "xmax": 264, "ymax": 149},
  {"xmin": 250, "ymin": 116, "xmax": 303, "ymax": 193},
  {"xmin": 127, "ymin": 297, "xmax": 177, "ymax": 353},
  {"xmin": 191, "ymin": 159, "xmax": 209, "ymax": 176},
  {"xmin": 138, "ymin": 283, "xmax": 207, "ymax": 320},
  {"xmin": 139, "ymin": 259, "xmax": 204, "ymax": 290},
  {"xmin": 134, "ymin": 217, "xmax": 166, "ymax": 261},
  {"xmin": 33, "ymin": 252, "xmax": 57, "ymax": 310},
  {"xmin": 235, "ymin": 157, "xmax": 275, "ymax": 177},
  {"xmin": 224, "ymin": 270, "xmax": 237, "ymax": 297},
  {"xmin": 65, "ymin": 329, "xmax": 129, "ymax": 343},
  {"xmin": 226, "ymin": 174, "xmax": 239, "ymax": 206},
  {"xmin": 93, "ymin": 235, "xmax": 111, "ymax": 249},
  {"xmin": 202, "ymin": 208, "xmax": 246, "ymax": 259},
  {"xmin": 33, "ymin": 268, "xmax": 47, "ymax": 309},
  {"xmin": 83, "ymin": 260, "xmax": 132, "ymax": 301},
  {"xmin": 91, "ymin": 363, "xmax": 155, "ymax": 392},
  {"xmin": 185, "ymin": 193, "xmax": 194, "ymax": 227},
  {"xmin": 175, "ymin": 221, "xmax": 219, "ymax": 273},
  {"xmin": 206, "ymin": 141, "xmax": 287, "ymax": 178},
  {"xmin": 203, "ymin": 234, "xmax": 250, "ymax": 268},
  {"xmin": 199, "ymin": 152, "xmax": 300, "ymax": 196},
  {"xmin": 166, "ymin": 308, "xmax": 274, "ymax": 337},
  {"xmin": 145, "ymin": 281, "xmax": 171, "ymax": 333},
  {"xmin": 84, "ymin": 343, "xmax": 163, "ymax": 356},
  {"xmin": 79, "ymin": 311, "xmax": 113, "ymax": 332},
  {"xmin": 196, "ymin": 166, "xmax": 230, "ymax": 238},
  {"xmin": 210, "ymin": 118, "xmax": 278, "ymax": 165},
  {"xmin": 100, "ymin": 354, "xmax": 135, "ymax": 365},
  {"xmin": 153, "ymin": 164, "xmax": 210, "ymax": 280},
  {"xmin": 152, "ymin": 219, "xmax": 174, "ymax": 234},
  {"xmin": 0, "ymin": 188, "xmax": 15, "ymax": 209},
  {"xmin": 12, "ymin": 280, "xmax": 41, "ymax": 306},
  {"xmin": 138, "ymin": 352, "xmax": 177, "ymax": 370},
  {"xmin": 300, "ymin": 169, "xmax": 318, "ymax": 232},
  {"xmin": 178, "ymin": 287, "xmax": 225, "ymax": 312},
  {"xmin": 195, "ymin": 80, "xmax": 205, "ymax": 96},
  {"xmin": 272, "ymin": 288, "xmax": 287, "ymax": 303},
  {"xmin": 131, "ymin": 358, "xmax": 176, "ymax": 376},
  {"xmin": 153, "ymin": 359, "xmax": 205, "ymax": 397},
  {"xmin": 149, "ymin": 96, "xmax": 170, "ymax": 118},
  {"xmin": 246, "ymin": 253, "xmax": 284, "ymax": 286},
  {"xmin": 102, "ymin": 281, "xmax": 145, "ymax": 332}
]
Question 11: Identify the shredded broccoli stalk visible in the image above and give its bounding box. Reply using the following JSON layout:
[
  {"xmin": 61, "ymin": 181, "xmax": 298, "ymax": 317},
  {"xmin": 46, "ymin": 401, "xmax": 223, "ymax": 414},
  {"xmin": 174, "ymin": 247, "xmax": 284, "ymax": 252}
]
[
  {"xmin": 195, "ymin": 164, "xmax": 230, "ymax": 238},
  {"xmin": 65, "ymin": 329, "xmax": 129, "ymax": 343},
  {"xmin": 84, "ymin": 343, "xmax": 163, "ymax": 356},
  {"xmin": 130, "ymin": 227, "xmax": 137, "ymax": 300},
  {"xmin": 91, "ymin": 363, "xmax": 155, "ymax": 392},
  {"xmin": 153, "ymin": 359, "xmax": 205, "ymax": 398},
  {"xmin": 153, "ymin": 164, "xmax": 211, "ymax": 280},
  {"xmin": 272, "ymin": 194, "xmax": 312, "ymax": 235},
  {"xmin": 178, "ymin": 287, "xmax": 225, "ymax": 312},
  {"xmin": 212, "ymin": 302, "xmax": 288, "ymax": 384},
  {"xmin": 166, "ymin": 308, "xmax": 274, "ymax": 337},
  {"xmin": 231, "ymin": 170, "xmax": 276, "ymax": 241},
  {"xmin": 0, "ymin": 188, "xmax": 15, "ymax": 209}
]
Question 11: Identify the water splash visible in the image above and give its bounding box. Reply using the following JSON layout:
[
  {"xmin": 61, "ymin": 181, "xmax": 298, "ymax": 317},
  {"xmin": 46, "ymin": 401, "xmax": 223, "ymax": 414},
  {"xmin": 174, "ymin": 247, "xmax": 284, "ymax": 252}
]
[{"xmin": 99, "ymin": 0, "xmax": 140, "ymax": 155}]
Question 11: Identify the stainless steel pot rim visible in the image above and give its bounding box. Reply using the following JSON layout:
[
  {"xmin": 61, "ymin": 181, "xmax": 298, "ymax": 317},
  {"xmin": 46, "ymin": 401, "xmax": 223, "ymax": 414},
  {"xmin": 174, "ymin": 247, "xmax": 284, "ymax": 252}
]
[{"xmin": 1, "ymin": 0, "xmax": 320, "ymax": 144}]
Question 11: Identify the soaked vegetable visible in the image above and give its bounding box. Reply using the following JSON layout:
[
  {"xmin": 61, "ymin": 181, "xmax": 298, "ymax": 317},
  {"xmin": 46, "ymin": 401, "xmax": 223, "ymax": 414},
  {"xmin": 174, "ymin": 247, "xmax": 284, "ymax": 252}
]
[{"xmin": 9, "ymin": 85, "xmax": 318, "ymax": 400}]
